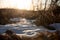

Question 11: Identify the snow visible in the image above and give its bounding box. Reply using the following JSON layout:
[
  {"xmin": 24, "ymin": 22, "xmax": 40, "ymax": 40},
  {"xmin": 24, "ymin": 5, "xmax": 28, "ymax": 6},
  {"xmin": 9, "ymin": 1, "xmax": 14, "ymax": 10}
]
[
  {"xmin": 0, "ymin": 24, "xmax": 41, "ymax": 37},
  {"xmin": 49, "ymin": 23, "xmax": 60, "ymax": 30},
  {"xmin": 0, "ymin": 18, "xmax": 58, "ymax": 37}
]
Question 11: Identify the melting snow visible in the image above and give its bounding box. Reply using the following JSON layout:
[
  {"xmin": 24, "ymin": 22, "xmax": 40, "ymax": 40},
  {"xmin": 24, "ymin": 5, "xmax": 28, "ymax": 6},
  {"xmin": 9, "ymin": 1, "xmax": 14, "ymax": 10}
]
[{"xmin": 0, "ymin": 18, "xmax": 58, "ymax": 37}]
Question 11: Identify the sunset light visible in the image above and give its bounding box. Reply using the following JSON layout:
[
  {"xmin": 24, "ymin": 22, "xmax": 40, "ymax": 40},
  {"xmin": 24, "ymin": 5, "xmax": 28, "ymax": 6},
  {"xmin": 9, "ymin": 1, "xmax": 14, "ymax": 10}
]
[
  {"xmin": 0, "ymin": 0, "xmax": 32, "ymax": 10},
  {"xmin": 0, "ymin": 0, "xmax": 51, "ymax": 10}
]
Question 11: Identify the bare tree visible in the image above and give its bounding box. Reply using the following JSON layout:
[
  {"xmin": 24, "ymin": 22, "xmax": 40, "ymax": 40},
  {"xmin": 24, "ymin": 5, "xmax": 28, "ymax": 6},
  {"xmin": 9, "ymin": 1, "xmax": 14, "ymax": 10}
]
[{"xmin": 44, "ymin": 0, "xmax": 48, "ymax": 10}]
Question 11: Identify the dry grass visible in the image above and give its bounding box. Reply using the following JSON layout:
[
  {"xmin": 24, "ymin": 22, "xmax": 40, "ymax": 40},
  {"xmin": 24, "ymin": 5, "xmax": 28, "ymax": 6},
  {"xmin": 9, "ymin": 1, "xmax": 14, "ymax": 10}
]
[{"xmin": 0, "ymin": 30, "xmax": 59, "ymax": 40}]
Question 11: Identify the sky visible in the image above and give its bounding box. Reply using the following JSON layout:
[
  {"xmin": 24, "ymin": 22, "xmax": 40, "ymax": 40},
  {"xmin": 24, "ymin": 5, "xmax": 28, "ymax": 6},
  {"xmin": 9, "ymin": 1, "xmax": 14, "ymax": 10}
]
[
  {"xmin": 0, "ymin": 0, "xmax": 32, "ymax": 10},
  {"xmin": 0, "ymin": 0, "xmax": 51, "ymax": 10}
]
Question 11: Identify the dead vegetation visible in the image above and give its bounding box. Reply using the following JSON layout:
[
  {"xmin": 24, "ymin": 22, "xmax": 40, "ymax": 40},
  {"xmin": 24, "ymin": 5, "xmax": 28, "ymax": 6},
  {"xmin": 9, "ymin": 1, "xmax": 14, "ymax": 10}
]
[{"xmin": 0, "ymin": 30, "xmax": 60, "ymax": 40}]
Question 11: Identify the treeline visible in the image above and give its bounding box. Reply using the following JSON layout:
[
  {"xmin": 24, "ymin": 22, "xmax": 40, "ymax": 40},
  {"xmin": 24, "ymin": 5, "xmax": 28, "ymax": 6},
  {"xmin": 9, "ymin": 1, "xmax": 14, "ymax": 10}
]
[
  {"xmin": 0, "ymin": 0, "xmax": 60, "ymax": 26},
  {"xmin": 0, "ymin": 7, "xmax": 60, "ymax": 25},
  {"xmin": 0, "ymin": 9, "xmax": 39, "ymax": 24}
]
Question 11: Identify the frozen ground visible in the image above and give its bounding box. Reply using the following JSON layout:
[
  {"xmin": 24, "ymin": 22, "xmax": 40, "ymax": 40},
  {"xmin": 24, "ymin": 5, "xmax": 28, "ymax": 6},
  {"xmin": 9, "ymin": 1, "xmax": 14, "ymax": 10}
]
[{"xmin": 0, "ymin": 18, "xmax": 60, "ymax": 37}]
